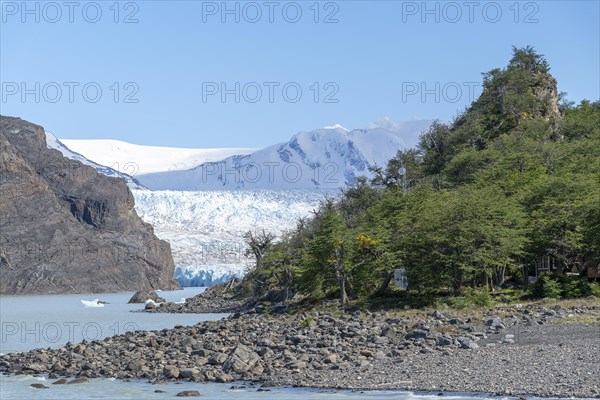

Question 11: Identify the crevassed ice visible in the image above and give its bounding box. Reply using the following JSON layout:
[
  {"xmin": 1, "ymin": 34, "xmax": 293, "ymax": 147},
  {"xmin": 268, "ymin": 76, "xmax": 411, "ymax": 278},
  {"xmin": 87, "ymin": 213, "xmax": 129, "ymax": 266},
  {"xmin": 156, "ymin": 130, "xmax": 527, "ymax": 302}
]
[{"xmin": 133, "ymin": 190, "xmax": 330, "ymax": 287}]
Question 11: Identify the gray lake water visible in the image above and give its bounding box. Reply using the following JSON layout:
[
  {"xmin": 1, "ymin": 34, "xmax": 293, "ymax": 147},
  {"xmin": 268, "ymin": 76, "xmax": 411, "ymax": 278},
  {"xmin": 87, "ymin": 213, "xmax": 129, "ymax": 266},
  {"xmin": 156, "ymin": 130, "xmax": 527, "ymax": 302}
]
[{"xmin": 0, "ymin": 289, "xmax": 535, "ymax": 400}]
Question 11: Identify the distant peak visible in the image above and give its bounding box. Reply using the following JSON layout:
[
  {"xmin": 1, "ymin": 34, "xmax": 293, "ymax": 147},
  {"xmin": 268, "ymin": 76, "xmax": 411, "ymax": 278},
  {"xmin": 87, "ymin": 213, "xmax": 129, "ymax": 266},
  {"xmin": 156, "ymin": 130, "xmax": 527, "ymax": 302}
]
[{"xmin": 322, "ymin": 124, "xmax": 348, "ymax": 131}]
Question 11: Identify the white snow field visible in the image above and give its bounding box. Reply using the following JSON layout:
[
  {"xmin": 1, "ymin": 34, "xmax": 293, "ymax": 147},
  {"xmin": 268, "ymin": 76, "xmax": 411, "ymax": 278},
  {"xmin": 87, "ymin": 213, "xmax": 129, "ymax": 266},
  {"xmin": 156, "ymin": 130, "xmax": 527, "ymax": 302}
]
[
  {"xmin": 60, "ymin": 138, "xmax": 258, "ymax": 175},
  {"xmin": 46, "ymin": 131, "xmax": 147, "ymax": 189}
]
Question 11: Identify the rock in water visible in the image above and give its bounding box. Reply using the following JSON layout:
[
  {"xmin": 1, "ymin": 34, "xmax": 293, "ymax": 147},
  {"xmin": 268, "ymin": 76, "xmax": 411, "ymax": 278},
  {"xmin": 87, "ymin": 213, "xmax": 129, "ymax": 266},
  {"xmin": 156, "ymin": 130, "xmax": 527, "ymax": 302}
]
[
  {"xmin": 129, "ymin": 290, "xmax": 166, "ymax": 304},
  {"xmin": 66, "ymin": 377, "xmax": 90, "ymax": 384},
  {"xmin": 30, "ymin": 383, "xmax": 49, "ymax": 389},
  {"xmin": 0, "ymin": 116, "xmax": 180, "ymax": 295},
  {"xmin": 176, "ymin": 391, "xmax": 201, "ymax": 397}
]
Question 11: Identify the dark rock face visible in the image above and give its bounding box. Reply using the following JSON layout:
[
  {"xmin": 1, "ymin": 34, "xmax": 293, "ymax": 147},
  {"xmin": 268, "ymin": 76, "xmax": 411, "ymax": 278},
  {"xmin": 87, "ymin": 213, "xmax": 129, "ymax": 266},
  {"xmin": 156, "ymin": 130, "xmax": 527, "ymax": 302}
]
[{"xmin": 0, "ymin": 116, "xmax": 180, "ymax": 294}]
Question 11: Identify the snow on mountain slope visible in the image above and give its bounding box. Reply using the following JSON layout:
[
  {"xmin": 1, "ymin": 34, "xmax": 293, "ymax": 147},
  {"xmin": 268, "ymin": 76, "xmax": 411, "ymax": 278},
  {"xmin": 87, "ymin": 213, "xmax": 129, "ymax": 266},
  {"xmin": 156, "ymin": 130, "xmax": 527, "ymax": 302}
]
[
  {"xmin": 60, "ymin": 139, "xmax": 259, "ymax": 175},
  {"xmin": 45, "ymin": 131, "xmax": 147, "ymax": 190},
  {"xmin": 137, "ymin": 119, "xmax": 432, "ymax": 191},
  {"xmin": 132, "ymin": 189, "xmax": 330, "ymax": 286}
]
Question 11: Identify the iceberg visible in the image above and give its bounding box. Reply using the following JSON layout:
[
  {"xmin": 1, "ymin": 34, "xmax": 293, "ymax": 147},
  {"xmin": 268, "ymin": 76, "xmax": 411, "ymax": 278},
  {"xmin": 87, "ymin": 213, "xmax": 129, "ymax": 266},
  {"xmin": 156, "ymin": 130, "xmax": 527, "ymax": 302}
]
[{"xmin": 81, "ymin": 299, "xmax": 104, "ymax": 308}]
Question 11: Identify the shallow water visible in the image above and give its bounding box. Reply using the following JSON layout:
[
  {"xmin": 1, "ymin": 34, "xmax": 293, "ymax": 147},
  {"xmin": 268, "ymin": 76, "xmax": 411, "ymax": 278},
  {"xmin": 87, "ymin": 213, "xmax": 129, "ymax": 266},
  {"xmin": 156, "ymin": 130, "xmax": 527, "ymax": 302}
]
[
  {"xmin": 0, "ymin": 290, "xmax": 558, "ymax": 400},
  {"xmin": 0, "ymin": 373, "xmax": 512, "ymax": 400},
  {"xmin": 0, "ymin": 288, "xmax": 223, "ymax": 354}
]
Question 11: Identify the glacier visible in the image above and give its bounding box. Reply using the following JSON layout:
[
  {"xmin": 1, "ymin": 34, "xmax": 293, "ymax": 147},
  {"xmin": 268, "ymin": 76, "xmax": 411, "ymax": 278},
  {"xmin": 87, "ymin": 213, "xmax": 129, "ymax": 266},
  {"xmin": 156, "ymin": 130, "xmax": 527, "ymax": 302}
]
[{"xmin": 132, "ymin": 190, "xmax": 332, "ymax": 286}]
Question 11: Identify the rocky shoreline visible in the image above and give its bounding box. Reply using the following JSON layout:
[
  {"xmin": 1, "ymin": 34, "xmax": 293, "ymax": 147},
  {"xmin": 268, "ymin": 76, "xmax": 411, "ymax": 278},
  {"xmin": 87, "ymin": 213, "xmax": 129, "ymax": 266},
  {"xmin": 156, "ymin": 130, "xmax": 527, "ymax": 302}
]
[
  {"xmin": 1, "ymin": 300, "xmax": 599, "ymax": 398},
  {"xmin": 143, "ymin": 280, "xmax": 251, "ymax": 314}
]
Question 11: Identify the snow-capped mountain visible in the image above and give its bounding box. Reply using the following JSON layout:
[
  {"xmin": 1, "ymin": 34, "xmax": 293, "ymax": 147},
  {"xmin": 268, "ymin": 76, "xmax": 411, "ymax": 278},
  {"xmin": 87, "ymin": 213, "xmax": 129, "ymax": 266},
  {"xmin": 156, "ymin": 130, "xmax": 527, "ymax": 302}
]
[
  {"xmin": 45, "ymin": 131, "xmax": 147, "ymax": 190},
  {"xmin": 60, "ymin": 138, "xmax": 258, "ymax": 175},
  {"xmin": 137, "ymin": 119, "xmax": 432, "ymax": 191},
  {"xmin": 132, "ymin": 190, "xmax": 329, "ymax": 286}
]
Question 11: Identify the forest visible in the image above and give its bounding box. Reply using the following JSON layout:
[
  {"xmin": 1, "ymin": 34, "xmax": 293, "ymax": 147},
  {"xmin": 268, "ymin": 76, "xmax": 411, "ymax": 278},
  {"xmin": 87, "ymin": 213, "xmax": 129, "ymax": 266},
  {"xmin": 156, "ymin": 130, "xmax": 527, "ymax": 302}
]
[{"xmin": 242, "ymin": 47, "xmax": 600, "ymax": 308}]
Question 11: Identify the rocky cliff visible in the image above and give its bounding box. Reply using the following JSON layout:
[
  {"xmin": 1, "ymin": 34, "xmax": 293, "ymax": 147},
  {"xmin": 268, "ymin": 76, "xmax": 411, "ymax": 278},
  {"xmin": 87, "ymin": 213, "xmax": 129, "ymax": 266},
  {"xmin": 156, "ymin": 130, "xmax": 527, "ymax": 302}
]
[{"xmin": 0, "ymin": 116, "xmax": 180, "ymax": 294}]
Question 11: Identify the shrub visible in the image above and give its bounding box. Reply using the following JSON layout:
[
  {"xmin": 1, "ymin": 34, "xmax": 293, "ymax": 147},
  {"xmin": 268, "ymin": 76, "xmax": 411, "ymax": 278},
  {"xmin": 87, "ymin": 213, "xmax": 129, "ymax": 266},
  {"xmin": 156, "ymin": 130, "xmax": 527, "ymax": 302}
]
[
  {"xmin": 449, "ymin": 287, "xmax": 494, "ymax": 308},
  {"xmin": 589, "ymin": 282, "xmax": 600, "ymax": 297},
  {"xmin": 531, "ymin": 274, "xmax": 563, "ymax": 298},
  {"xmin": 530, "ymin": 273, "xmax": 596, "ymax": 299}
]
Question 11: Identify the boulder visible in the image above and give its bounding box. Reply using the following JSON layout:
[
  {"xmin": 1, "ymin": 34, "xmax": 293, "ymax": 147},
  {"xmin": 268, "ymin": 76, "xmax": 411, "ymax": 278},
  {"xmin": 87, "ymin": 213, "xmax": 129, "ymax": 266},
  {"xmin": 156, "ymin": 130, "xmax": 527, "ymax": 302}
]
[
  {"xmin": 223, "ymin": 344, "xmax": 261, "ymax": 373},
  {"xmin": 30, "ymin": 383, "xmax": 49, "ymax": 389},
  {"xmin": 457, "ymin": 337, "xmax": 479, "ymax": 350},
  {"xmin": 405, "ymin": 329, "xmax": 428, "ymax": 340},
  {"xmin": 179, "ymin": 368, "xmax": 200, "ymax": 378},
  {"xmin": 129, "ymin": 290, "xmax": 166, "ymax": 304},
  {"xmin": 163, "ymin": 365, "xmax": 180, "ymax": 378},
  {"xmin": 176, "ymin": 391, "xmax": 201, "ymax": 397},
  {"xmin": 435, "ymin": 335, "xmax": 454, "ymax": 347},
  {"xmin": 67, "ymin": 377, "xmax": 90, "ymax": 384}
]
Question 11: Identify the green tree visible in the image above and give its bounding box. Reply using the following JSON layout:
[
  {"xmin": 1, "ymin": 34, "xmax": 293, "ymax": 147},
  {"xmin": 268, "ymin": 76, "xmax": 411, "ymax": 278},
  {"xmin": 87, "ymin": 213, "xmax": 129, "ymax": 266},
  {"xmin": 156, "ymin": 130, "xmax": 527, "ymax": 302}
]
[{"xmin": 301, "ymin": 200, "xmax": 352, "ymax": 307}]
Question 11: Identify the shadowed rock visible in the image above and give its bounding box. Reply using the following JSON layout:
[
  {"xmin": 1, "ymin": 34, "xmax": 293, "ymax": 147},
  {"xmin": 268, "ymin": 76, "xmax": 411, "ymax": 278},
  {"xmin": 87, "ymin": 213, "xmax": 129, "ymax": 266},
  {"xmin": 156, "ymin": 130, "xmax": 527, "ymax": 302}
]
[
  {"xmin": 0, "ymin": 116, "xmax": 180, "ymax": 295},
  {"xmin": 128, "ymin": 290, "xmax": 166, "ymax": 304}
]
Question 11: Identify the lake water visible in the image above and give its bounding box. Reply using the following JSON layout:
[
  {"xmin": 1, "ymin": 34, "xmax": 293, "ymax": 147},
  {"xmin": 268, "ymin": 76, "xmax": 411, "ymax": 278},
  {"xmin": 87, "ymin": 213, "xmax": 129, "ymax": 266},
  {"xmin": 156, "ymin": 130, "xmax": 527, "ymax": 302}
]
[{"xmin": 0, "ymin": 289, "xmax": 528, "ymax": 400}]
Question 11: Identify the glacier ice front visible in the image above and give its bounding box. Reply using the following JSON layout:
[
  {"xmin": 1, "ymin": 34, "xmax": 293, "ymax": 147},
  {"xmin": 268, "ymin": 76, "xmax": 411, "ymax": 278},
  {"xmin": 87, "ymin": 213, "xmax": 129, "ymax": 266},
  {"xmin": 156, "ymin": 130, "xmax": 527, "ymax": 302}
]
[
  {"xmin": 132, "ymin": 190, "xmax": 328, "ymax": 287},
  {"xmin": 174, "ymin": 264, "xmax": 246, "ymax": 287}
]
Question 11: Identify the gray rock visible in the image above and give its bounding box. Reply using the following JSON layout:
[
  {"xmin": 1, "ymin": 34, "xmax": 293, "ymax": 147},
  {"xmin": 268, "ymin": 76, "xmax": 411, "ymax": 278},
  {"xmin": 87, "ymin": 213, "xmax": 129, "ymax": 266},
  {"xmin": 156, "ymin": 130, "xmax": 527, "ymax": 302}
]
[
  {"xmin": 129, "ymin": 290, "xmax": 166, "ymax": 304},
  {"xmin": 176, "ymin": 391, "xmax": 201, "ymax": 397},
  {"xmin": 30, "ymin": 383, "xmax": 49, "ymax": 389},
  {"xmin": 223, "ymin": 344, "xmax": 261, "ymax": 373},
  {"xmin": 436, "ymin": 335, "xmax": 454, "ymax": 347},
  {"xmin": 405, "ymin": 329, "xmax": 428, "ymax": 340},
  {"xmin": 163, "ymin": 365, "xmax": 180, "ymax": 378},
  {"xmin": 0, "ymin": 116, "xmax": 180, "ymax": 295},
  {"xmin": 67, "ymin": 377, "xmax": 89, "ymax": 384},
  {"xmin": 179, "ymin": 368, "xmax": 200, "ymax": 379},
  {"xmin": 457, "ymin": 337, "xmax": 479, "ymax": 350},
  {"xmin": 324, "ymin": 354, "xmax": 338, "ymax": 364}
]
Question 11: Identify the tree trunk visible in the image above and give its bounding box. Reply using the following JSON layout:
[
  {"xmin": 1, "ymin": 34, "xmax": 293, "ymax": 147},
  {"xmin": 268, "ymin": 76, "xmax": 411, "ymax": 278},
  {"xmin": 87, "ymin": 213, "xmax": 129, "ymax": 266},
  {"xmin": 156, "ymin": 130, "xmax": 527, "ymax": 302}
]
[
  {"xmin": 338, "ymin": 271, "xmax": 347, "ymax": 309},
  {"xmin": 453, "ymin": 269, "xmax": 463, "ymax": 295},
  {"xmin": 374, "ymin": 271, "xmax": 394, "ymax": 297},
  {"xmin": 282, "ymin": 267, "xmax": 293, "ymax": 302},
  {"xmin": 344, "ymin": 276, "xmax": 357, "ymax": 299},
  {"xmin": 493, "ymin": 265, "xmax": 506, "ymax": 286}
]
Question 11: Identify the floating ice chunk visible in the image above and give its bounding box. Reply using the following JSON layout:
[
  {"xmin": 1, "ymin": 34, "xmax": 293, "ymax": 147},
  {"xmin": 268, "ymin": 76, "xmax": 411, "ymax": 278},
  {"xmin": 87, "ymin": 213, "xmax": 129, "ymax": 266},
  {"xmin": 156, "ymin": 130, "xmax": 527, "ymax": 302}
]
[{"xmin": 81, "ymin": 299, "xmax": 104, "ymax": 308}]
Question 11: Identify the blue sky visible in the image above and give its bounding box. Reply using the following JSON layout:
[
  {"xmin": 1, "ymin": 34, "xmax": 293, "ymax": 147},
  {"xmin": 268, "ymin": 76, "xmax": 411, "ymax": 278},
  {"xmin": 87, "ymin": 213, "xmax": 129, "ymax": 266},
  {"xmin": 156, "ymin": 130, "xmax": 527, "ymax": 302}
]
[{"xmin": 1, "ymin": 1, "xmax": 598, "ymax": 148}]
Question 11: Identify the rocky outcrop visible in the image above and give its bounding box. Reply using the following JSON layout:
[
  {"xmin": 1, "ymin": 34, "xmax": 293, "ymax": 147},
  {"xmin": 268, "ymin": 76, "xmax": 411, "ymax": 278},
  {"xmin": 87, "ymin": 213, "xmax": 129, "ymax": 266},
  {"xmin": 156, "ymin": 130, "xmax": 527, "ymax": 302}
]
[
  {"xmin": 146, "ymin": 278, "xmax": 249, "ymax": 313},
  {"xmin": 0, "ymin": 116, "xmax": 180, "ymax": 294},
  {"xmin": 128, "ymin": 290, "xmax": 166, "ymax": 304}
]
